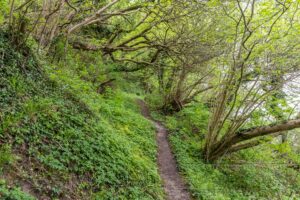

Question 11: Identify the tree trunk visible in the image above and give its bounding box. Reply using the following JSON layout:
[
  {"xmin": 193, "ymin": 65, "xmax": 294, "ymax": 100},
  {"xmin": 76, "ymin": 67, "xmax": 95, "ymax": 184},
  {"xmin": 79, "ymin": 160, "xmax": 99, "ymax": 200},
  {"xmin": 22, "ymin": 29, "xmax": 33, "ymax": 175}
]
[{"xmin": 204, "ymin": 119, "xmax": 300, "ymax": 162}]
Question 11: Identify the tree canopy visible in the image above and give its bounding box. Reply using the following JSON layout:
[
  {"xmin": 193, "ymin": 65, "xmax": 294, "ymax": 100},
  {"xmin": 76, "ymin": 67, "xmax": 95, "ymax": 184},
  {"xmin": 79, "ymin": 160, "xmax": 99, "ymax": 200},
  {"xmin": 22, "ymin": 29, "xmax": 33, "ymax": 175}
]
[{"xmin": 1, "ymin": 0, "xmax": 300, "ymax": 199}]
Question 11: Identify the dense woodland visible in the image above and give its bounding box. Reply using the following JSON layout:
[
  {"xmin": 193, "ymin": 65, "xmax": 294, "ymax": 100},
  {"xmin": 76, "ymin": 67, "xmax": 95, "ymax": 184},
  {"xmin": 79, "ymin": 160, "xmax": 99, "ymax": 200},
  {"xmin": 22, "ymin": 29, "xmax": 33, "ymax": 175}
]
[{"xmin": 1, "ymin": 0, "xmax": 300, "ymax": 199}]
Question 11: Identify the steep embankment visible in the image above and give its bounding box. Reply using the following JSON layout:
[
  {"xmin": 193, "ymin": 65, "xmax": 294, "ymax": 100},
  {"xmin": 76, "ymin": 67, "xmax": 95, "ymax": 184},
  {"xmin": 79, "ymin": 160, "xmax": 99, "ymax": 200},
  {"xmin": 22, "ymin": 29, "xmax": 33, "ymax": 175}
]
[{"xmin": 0, "ymin": 32, "xmax": 164, "ymax": 199}]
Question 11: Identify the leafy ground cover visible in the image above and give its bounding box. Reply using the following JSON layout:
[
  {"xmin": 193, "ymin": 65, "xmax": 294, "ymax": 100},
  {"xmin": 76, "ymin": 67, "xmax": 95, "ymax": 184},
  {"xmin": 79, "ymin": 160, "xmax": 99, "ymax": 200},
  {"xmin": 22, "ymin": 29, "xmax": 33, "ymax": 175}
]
[
  {"xmin": 0, "ymin": 31, "xmax": 164, "ymax": 200},
  {"xmin": 159, "ymin": 103, "xmax": 300, "ymax": 200}
]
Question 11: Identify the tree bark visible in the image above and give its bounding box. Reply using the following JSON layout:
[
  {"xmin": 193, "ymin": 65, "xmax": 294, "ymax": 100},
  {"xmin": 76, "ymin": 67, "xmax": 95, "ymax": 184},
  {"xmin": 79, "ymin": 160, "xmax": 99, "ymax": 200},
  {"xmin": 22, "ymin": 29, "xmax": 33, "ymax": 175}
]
[
  {"xmin": 67, "ymin": 0, "xmax": 120, "ymax": 34},
  {"xmin": 204, "ymin": 119, "xmax": 300, "ymax": 162}
]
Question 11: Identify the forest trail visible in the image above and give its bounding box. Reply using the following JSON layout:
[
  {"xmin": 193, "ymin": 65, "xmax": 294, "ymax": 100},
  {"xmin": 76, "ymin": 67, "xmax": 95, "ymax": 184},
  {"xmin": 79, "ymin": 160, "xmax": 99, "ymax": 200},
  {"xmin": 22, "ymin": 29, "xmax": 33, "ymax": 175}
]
[{"xmin": 137, "ymin": 99, "xmax": 191, "ymax": 200}]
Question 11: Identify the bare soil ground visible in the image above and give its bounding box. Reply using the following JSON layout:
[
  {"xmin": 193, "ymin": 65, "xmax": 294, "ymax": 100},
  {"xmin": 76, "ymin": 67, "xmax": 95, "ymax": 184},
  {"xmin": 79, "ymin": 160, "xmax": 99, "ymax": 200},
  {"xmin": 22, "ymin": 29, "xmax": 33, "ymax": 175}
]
[{"xmin": 137, "ymin": 99, "xmax": 191, "ymax": 200}]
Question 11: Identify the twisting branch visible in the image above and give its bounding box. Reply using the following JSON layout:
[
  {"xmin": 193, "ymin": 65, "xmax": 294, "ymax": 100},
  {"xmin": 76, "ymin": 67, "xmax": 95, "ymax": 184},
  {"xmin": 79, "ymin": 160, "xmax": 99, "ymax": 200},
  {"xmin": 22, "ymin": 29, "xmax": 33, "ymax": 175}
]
[{"xmin": 67, "ymin": 0, "xmax": 120, "ymax": 34}]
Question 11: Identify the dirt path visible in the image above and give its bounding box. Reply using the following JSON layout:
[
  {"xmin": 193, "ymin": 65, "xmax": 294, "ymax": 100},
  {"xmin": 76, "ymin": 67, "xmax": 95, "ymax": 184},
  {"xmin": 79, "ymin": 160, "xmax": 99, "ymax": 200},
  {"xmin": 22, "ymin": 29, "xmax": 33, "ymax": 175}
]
[{"xmin": 137, "ymin": 99, "xmax": 191, "ymax": 200}]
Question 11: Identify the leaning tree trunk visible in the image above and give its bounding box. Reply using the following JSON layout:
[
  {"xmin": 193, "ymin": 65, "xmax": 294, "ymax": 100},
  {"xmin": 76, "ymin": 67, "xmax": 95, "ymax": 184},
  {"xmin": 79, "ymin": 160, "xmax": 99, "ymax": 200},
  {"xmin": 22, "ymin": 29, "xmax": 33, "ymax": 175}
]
[{"xmin": 203, "ymin": 118, "xmax": 300, "ymax": 162}]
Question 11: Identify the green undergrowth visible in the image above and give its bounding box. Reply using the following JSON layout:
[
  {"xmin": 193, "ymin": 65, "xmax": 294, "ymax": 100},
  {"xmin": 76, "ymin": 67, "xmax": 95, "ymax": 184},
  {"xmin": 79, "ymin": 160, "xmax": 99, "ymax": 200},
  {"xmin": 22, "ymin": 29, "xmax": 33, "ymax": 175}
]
[
  {"xmin": 161, "ymin": 103, "xmax": 300, "ymax": 200},
  {"xmin": 0, "ymin": 179, "xmax": 35, "ymax": 200},
  {"xmin": 0, "ymin": 31, "xmax": 163, "ymax": 199}
]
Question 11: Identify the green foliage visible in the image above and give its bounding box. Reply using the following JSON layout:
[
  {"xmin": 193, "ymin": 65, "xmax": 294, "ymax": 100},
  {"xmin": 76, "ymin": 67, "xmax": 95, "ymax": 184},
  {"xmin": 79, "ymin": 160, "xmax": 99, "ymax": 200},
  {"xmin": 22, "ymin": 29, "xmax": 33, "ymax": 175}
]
[
  {"xmin": 0, "ymin": 180, "xmax": 35, "ymax": 200},
  {"xmin": 164, "ymin": 104, "xmax": 300, "ymax": 199},
  {"xmin": 0, "ymin": 145, "xmax": 16, "ymax": 172},
  {"xmin": 1, "ymin": 0, "xmax": 300, "ymax": 196},
  {"xmin": 0, "ymin": 31, "xmax": 163, "ymax": 199},
  {"xmin": 164, "ymin": 103, "xmax": 210, "ymax": 143},
  {"xmin": 0, "ymin": 0, "xmax": 9, "ymax": 25}
]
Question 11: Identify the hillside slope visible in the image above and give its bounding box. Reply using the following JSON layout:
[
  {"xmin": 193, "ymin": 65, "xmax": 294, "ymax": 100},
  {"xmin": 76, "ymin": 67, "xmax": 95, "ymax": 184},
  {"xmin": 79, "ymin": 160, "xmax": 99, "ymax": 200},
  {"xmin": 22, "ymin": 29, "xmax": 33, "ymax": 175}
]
[{"xmin": 0, "ymin": 32, "xmax": 164, "ymax": 200}]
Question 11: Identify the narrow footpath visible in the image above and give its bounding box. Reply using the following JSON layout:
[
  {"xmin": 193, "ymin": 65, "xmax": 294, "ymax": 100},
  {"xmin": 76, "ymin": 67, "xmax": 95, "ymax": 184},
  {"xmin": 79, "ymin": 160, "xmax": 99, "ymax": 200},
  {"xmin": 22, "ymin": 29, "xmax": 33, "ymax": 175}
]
[{"xmin": 137, "ymin": 99, "xmax": 191, "ymax": 200}]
